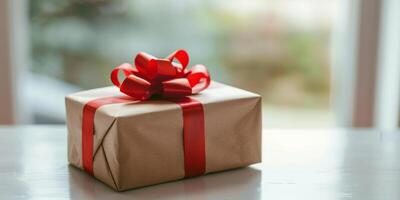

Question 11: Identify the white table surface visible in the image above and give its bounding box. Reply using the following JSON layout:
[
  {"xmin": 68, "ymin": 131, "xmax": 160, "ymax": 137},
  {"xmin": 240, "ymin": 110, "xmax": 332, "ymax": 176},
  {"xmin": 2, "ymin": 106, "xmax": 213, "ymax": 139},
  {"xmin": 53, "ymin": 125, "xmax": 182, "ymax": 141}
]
[{"xmin": 0, "ymin": 126, "xmax": 399, "ymax": 200}]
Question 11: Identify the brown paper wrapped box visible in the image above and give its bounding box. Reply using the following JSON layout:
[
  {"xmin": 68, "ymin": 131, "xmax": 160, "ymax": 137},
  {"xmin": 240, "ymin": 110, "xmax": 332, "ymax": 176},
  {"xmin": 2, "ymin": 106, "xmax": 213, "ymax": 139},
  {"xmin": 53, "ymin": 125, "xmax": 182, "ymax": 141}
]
[{"xmin": 65, "ymin": 81, "xmax": 261, "ymax": 191}]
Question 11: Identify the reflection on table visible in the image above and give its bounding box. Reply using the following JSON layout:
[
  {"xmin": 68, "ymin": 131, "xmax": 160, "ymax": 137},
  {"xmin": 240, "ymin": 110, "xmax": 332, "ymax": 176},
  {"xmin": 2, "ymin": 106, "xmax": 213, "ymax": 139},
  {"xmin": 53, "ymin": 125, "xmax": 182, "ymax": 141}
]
[{"xmin": 0, "ymin": 126, "xmax": 400, "ymax": 200}]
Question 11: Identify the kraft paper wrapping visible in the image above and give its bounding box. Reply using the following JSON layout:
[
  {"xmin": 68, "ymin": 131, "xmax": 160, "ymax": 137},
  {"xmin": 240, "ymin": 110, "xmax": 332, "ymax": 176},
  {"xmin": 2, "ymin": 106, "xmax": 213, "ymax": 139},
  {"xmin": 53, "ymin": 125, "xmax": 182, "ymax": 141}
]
[{"xmin": 65, "ymin": 82, "xmax": 261, "ymax": 191}]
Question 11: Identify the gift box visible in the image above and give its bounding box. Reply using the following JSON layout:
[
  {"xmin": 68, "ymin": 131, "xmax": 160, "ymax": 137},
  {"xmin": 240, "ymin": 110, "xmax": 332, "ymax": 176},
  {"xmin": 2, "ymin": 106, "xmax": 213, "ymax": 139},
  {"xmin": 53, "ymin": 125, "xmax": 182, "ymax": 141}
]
[{"xmin": 65, "ymin": 50, "xmax": 261, "ymax": 191}]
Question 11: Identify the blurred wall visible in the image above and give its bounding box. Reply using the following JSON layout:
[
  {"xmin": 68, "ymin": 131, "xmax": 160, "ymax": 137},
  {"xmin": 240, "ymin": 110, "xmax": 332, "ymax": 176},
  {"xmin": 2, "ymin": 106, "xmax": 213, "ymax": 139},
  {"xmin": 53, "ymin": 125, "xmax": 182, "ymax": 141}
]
[{"xmin": 0, "ymin": 0, "xmax": 16, "ymax": 124}]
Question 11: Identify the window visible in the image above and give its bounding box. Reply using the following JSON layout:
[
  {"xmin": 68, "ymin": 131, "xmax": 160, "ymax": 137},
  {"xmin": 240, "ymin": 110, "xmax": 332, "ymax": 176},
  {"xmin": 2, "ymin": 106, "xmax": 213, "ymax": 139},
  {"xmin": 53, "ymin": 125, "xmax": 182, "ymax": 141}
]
[{"xmin": 8, "ymin": 0, "xmax": 341, "ymax": 127}]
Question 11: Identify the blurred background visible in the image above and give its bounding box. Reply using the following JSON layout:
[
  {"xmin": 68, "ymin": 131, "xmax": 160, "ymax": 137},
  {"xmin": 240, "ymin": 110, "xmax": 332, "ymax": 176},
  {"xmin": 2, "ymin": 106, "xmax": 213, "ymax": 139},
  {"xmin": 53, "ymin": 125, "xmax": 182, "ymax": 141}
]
[{"xmin": 1, "ymin": 0, "xmax": 398, "ymax": 129}]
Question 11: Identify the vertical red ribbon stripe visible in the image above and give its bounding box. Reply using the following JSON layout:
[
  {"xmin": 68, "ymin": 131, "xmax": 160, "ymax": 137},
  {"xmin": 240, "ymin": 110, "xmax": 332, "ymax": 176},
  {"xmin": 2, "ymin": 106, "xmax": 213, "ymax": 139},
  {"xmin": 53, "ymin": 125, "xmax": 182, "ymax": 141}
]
[
  {"xmin": 82, "ymin": 96, "xmax": 135, "ymax": 175},
  {"xmin": 81, "ymin": 96, "xmax": 206, "ymax": 177},
  {"xmin": 172, "ymin": 97, "xmax": 206, "ymax": 177}
]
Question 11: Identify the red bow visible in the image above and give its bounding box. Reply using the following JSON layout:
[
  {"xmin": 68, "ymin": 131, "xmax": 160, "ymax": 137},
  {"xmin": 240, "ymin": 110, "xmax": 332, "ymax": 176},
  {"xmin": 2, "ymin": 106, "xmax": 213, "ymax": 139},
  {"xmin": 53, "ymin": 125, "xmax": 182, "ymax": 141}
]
[{"xmin": 111, "ymin": 49, "xmax": 211, "ymax": 100}]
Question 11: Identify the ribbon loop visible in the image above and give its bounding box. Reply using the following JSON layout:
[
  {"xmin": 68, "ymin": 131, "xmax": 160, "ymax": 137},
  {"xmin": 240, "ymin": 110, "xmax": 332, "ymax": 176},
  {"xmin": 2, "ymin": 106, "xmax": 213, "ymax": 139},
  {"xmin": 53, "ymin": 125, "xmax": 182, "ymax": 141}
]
[
  {"xmin": 111, "ymin": 50, "xmax": 210, "ymax": 99},
  {"xmin": 111, "ymin": 63, "xmax": 136, "ymax": 87},
  {"xmin": 167, "ymin": 49, "xmax": 189, "ymax": 72},
  {"xmin": 120, "ymin": 75, "xmax": 152, "ymax": 100},
  {"xmin": 187, "ymin": 64, "xmax": 211, "ymax": 93},
  {"xmin": 162, "ymin": 78, "xmax": 192, "ymax": 97}
]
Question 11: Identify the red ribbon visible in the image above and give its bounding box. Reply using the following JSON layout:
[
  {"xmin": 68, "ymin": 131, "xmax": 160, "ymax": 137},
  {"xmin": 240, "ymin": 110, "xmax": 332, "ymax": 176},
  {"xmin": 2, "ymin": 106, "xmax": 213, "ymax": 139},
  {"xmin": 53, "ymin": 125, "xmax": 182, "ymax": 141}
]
[
  {"xmin": 82, "ymin": 50, "xmax": 209, "ymax": 178},
  {"xmin": 82, "ymin": 96, "xmax": 134, "ymax": 175},
  {"xmin": 110, "ymin": 49, "xmax": 210, "ymax": 100},
  {"xmin": 170, "ymin": 97, "xmax": 206, "ymax": 177}
]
